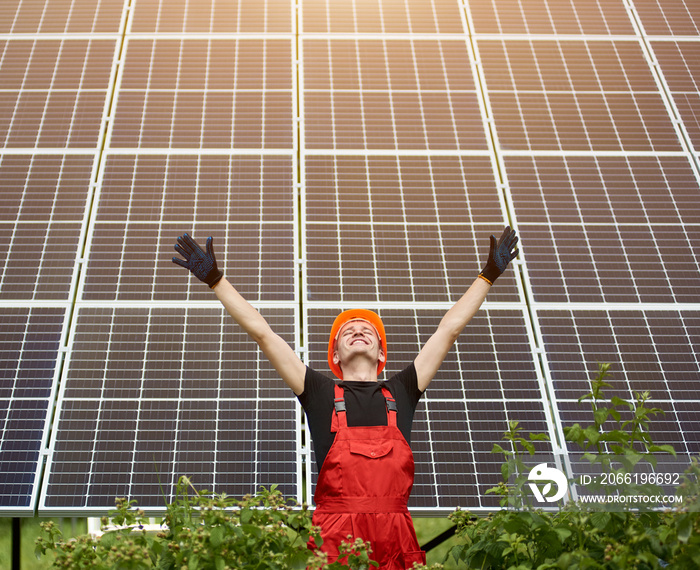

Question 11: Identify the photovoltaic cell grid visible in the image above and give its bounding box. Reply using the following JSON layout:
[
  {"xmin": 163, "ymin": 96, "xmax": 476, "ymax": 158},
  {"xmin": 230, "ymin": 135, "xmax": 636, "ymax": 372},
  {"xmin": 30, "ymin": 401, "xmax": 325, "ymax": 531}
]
[
  {"xmin": 83, "ymin": 154, "xmax": 296, "ymax": 302},
  {"xmin": 467, "ymin": 0, "xmax": 636, "ymax": 34},
  {"xmin": 0, "ymin": 39, "xmax": 116, "ymax": 149},
  {"xmin": 651, "ymin": 41, "xmax": 700, "ymax": 153},
  {"xmin": 507, "ymin": 155, "xmax": 700, "ymax": 304},
  {"xmin": 537, "ymin": 309, "xmax": 700, "ymax": 457},
  {"xmin": 303, "ymin": 38, "xmax": 487, "ymax": 150},
  {"xmin": 0, "ymin": 308, "xmax": 64, "ymax": 515},
  {"xmin": 0, "ymin": 154, "xmax": 95, "ymax": 301},
  {"xmin": 111, "ymin": 38, "xmax": 294, "ymax": 150},
  {"xmin": 477, "ymin": 38, "xmax": 681, "ymax": 152},
  {"xmin": 1, "ymin": 1, "xmax": 123, "ymax": 34},
  {"xmin": 42, "ymin": 307, "xmax": 299, "ymax": 513},
  {"xmin": 304, "ymin": 155, "xmax": 520, "ymax": 305}
]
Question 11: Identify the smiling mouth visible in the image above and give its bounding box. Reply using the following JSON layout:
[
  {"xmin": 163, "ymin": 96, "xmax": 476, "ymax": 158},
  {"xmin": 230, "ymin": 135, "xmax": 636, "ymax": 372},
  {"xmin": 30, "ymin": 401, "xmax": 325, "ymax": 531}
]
[{"xmin": 350, "ymin": 338, "xmax": 369, "ymax": 345}]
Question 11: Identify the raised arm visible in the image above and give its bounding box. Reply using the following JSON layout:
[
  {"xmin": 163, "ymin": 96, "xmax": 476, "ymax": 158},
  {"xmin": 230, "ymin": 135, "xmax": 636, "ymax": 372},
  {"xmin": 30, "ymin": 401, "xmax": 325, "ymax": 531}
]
[
  {"xmin": 414, "ymin": 227, "xmax": 519, "ymax": 392},
  {"xmin": 172, "ymin": 234, "xmax": 306, "ymax": 395}
]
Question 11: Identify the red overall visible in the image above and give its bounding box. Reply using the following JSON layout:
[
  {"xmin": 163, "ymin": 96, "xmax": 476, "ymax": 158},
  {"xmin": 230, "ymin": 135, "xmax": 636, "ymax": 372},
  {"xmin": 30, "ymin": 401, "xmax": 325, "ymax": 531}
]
[{"xmin": 311, "ymin": 384, "xmax": 426, "ymax": 568}]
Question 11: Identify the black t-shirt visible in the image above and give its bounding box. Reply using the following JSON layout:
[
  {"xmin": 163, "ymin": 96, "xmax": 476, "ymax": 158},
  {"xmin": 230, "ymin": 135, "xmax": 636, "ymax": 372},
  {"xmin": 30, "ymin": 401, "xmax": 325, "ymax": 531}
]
[{"xmin": 297, "ymin": 363, "xmax": 423, "ymax": 471}]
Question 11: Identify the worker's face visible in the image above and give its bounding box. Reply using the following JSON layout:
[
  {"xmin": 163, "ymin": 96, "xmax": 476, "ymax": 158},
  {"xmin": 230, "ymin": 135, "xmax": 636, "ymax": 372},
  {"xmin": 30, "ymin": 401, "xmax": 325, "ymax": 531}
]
[{"xmin": 333, "ymin": 319, "xmax": 385, "ymax": 371}]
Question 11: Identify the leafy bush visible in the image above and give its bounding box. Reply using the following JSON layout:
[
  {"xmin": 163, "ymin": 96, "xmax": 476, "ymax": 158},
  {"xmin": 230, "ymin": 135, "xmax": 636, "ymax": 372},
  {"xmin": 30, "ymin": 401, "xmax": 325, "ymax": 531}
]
[
  {"xmin": 36, "ymin": 364, "xmax": 699, "ymax": 569},
  {"xmin": 447, "ymin": 363, "xmax": 700, "ymax": 569},
  {"xmin": 35, "ymin": 479, "xmax": 442, "ymax": 569}
]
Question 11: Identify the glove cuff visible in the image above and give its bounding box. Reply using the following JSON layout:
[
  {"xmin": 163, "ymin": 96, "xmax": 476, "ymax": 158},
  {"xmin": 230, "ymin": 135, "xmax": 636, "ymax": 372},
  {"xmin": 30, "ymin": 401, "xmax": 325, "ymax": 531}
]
[
  {"xmin": 479, "ymin": 263, "xmax": 500, "ymax": 285},
  {"xmin": 477, "ymin": 273, "xmax": 494, "ymax": 286},
  {"xmin": 206, "ymin": 269, "xmax": 224, "ymax": 288}
]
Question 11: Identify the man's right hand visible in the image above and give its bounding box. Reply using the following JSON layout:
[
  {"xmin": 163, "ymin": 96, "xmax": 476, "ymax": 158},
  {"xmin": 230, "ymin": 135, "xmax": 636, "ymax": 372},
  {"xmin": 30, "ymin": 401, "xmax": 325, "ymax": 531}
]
[{"xmin": 172, "ymin": 234, "xmax": 224, "ymax": 288}]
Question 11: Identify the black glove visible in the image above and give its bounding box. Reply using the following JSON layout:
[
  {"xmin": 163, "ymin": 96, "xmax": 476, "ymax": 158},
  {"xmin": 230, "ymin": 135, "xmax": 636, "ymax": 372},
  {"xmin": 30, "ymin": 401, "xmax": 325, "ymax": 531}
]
[
  {"xmin": 479, "ymin": 226, "xmax": 519, "ymax": 285},
  {"xmin": 172, "ymin": 234, "xmax": 223, "ymax": 288}
]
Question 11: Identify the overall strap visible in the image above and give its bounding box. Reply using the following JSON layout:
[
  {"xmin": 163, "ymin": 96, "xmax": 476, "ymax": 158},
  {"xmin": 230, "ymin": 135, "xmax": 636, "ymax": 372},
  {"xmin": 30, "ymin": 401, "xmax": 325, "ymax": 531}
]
[
  {"xmin": 330, "ymin": 383, "xmax": 398, "ymax": 433},
  {"xmin": 381, "ymin": 386, "xmax": 398, "ymax": 427},
  {"xmin": 331, "ymin": 383, "xmax": 347, "ymax": 432}
]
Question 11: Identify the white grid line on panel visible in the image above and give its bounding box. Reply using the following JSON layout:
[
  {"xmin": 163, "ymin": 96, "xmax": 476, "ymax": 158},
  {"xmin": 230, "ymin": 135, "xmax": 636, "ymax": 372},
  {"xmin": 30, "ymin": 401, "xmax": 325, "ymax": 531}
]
[
  {"xmin": 32, "ymin": 39, "xmax": 70, "ymax": 143},
  {"xmin": 499, "ymin": 149, "xmax": 688, "ymax": 157},
  {"xmin": 230, "ymin": 35, "xmax": 241, "ymax": 150},
  {"xmin": 127, "ymin": 306, "xmax": 151, "ymax": 498},
  {"xmin": 121, "ymin": 33, "xmax": 295, "ymax": 40},
  {"xmin": 0, "ymin": 308, "xmax": 30, "ymax": 454},
  {"xmin": 0, "ymin": 36, "xmax": 40, "ymax": 148},
  {"xmin": 564, "ymin": 157, "xmax": 627, "ymax": 303},
  {"xmin": 172, "ymin": 309, "xmax": 190, "ymax": 501},
  {"xmin": 31, "ymin": 155, "xmax": 64, "ymax": 299},
  {"xmin": 631, "ymin": 0, "xmax": 700, "ymax": 37},
  {"xmin": 300, "ymin": 149, "xmax": 493, "ymax": 156},
  {"xmin": 0, "ymin": 33, "xmax": 124, "ymax": 40},
  {"xmin": 71, "ymin": 3, "xmax": 130, "ymax": 303},
  {"xmin": 412, "ymin": 311, "xmax": 438, "ymax": 505},
  {"xmin": 616, "ymin": 156, "xmax": 678, "ymax": 298},
  {"xmin": 83, "ymin": 307, "xmax": 114, "ymax": 509},
  {"xmin": 626, "ymin": 2, "xmax": 700, "ymax": 167},
  {"xmin": 645, "ymin": 36, "xmax": 700, "ymax": 42},
  {"xmin": 640, "ymin": 310, "xmax": 692, "ymax": 455}
]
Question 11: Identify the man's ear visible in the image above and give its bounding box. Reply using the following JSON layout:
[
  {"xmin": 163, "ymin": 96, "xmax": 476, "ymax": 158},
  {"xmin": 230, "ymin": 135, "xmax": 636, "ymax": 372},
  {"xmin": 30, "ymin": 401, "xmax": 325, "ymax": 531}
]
[
  {"xmin": 378, "ymin": 349, "xmax": 386, "ymax": 364},
  {"xmin": 333, "ymin": 350, "xmax": 340, "ymax": 365}
]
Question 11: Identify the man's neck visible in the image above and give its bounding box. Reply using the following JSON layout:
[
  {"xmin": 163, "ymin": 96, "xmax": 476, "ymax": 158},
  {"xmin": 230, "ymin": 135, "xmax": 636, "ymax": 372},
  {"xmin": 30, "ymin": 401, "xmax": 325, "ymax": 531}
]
[{"xmin": 339, "ymin": 360, "xmax": 378, "ymax": 382}]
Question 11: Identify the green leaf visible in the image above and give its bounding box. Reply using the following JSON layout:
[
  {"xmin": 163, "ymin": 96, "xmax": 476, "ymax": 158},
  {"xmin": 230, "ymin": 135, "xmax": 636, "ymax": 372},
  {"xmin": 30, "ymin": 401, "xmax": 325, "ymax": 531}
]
[
  {"xmin": 288, "ymin": 549, "xmax": 311, "ymax": 570},
  {"xmin": 241, "ymin": 524, "xmax": 262, "ymax": 538},
  {"xmin": 215, "ymin": 556, "xmax": 225, "ymax": 570},
  {"xmin": 554, "ymin": 527, "xmax": 572, "ymax": 542},
  {"xmin": 677, "ymin": 514, "xmax": 693, "ymax": 543},
  {"xmin": 210, "ymin": 526, "xmax": 225, "ymax": 548},
  {"xmin": 594, "ymin": 407, "xmax": 610, "ymax": 426},
  {"xmin": 648, "ymin": 444, "xmax": 677, "ymax": 456},
  {"xmin": 502, "ymin": 462, "xmax": 511, "ymax": 481},
  {"xmin": 583, "ymin": 426, "xmax": 601, "ymax": 446},
  {"xmin": 590, "ymin": 511, "xmax": 611, "ymax": 530},
  {"xmin": 528, "ymin": 432, "xmax": 550, "ymax": 442},
  {"xmin": 240, "ymin": 507, "xmax": 253, "ymax": 524},
  {"xmin": 564, "ymin": 424, "xmax": 582, "ymax": 442}
]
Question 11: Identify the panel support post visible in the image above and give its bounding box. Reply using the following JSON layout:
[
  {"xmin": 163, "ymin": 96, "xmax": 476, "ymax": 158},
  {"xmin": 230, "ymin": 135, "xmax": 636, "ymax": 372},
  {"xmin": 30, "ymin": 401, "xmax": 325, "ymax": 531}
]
[{"xmin": 12, "ymin": 517, "xmax": 20, "ymax": 570}]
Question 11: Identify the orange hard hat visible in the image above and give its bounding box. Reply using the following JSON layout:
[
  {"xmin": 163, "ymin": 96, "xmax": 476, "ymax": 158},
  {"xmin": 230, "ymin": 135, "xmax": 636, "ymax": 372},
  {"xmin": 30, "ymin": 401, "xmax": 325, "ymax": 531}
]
[{"xmin": 327, "ymin": 309, "xmax": 387, "ymax": 379}]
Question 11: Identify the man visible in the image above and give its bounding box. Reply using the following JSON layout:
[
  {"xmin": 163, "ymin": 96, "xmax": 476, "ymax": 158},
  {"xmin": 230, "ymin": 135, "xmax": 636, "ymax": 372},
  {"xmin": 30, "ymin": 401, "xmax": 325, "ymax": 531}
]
[{"xmin": 172, "ymin": 227, "xmax": 519, "ymax": 569}]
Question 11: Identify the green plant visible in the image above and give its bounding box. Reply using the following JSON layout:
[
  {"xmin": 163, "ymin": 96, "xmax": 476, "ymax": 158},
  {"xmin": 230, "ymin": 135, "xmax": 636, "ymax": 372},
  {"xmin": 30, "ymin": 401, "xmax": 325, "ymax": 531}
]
[
  {"xmin": 447, "ymin": 364, "xmax": 700, "ymax": 570},
  {"xmin": 35, "ymin": 478, "xmax": 443, "ymax": 569},
  {"xmin": 488, "ymin": 419, "xmax": 551, "ymax": 508},
  {"xmin": 565, "ymin": 363, "xmax": 676, "ymax": 501}
]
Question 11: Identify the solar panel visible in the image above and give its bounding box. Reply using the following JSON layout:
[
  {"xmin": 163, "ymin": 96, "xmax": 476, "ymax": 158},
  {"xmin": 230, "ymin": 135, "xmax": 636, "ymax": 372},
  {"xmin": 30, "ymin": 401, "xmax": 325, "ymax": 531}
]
[
  {"xmin": 1, "ymin": 0, "xmax": 124, "ymax": 34},
  {"xmin": 41, "ymin": 306, "xmax": 300, "ymax": 514},
  {"xmin": 651, "ymin": 40, "xmax": 700, "ymax": 152},
  {"xmin": 0, "ymin": 0, "xmax": 693, "ymax": 519},
  {"xmin": 0, "ymin": 307, "xmax": 65, "ymax": 516},
  {"xmin": 537, "ymin": 309, "xmax": 700, "ymax": 455}
]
